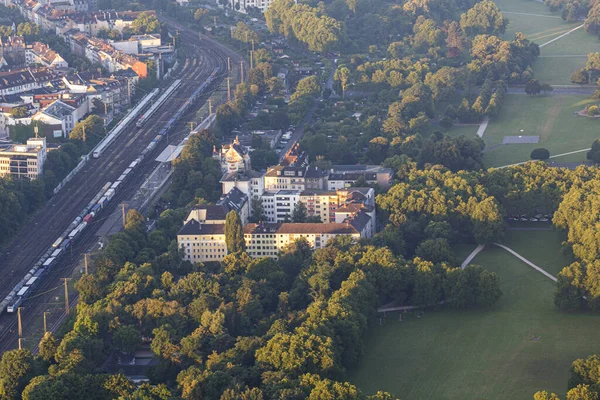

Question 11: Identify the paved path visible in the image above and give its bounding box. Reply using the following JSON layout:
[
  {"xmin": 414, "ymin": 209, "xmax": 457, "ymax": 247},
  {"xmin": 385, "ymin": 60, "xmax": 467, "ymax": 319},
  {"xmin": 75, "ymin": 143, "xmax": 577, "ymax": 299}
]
[
  {"xmin": 501, "ymin": 11, "xmax": 562, "ymax": 19},
  {"xmin": 497, "ymin": 147, "xmax": 591, "ymax": 169},
  {"xmin": 539, "ymin": 24, "xmax": 584, "ymax": 47},
  {"xmin": 506, "ymin": 87, "xmax": 597, "ymax": 95},
  {"xmin": 461, "ymin": 244, "xmax": 486, "ymax": 269},
  {"xmin": 538, "ymin": 55, "xmax": 588, "ymax": 58},
  {"xmin": 476, "ymin": 116, "xmax": 489, "ymax": 138},
  {"xmin": 493, "ymin": 243, "xmax": 558, "ymax": 282}
]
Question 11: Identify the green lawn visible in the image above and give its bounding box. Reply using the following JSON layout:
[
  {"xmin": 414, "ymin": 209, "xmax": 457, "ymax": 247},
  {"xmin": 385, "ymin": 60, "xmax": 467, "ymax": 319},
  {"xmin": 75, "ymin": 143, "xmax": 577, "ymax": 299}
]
[
  {"xmin": 445, "ymin": 124, "xmax": 479, "ymax": 139},
  {"xmin": 481, "ymin": 94, "xmax": 598, "ymax": 167},
  {"xmin": 351, "ymin": 231, "xmax": 600, "ymax": 400},
  {"xmin": 493, "ymin": 0, "xmax": 600, "ymax": 84}
]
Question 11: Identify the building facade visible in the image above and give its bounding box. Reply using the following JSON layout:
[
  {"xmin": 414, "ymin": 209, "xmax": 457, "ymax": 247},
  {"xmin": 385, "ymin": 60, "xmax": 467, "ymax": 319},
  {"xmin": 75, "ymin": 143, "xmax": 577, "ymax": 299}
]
[
  {"xmin": 178, "ymin": 220, "xmax": 365, "ymax": 263},
  {"xmin": 0, "ymin": 137, "xmax": 47, "ymax": 179}
]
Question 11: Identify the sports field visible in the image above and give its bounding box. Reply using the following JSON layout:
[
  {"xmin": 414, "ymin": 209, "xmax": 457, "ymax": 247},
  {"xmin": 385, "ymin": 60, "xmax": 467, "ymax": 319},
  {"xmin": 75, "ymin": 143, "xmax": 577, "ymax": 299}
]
[
  {"xmin": 481, "ymin": 94, "xmax": 597, "ymax": 167},
  {"xmin": 351, "ymin": 230, "xmax": 600, "ymax": 400}
]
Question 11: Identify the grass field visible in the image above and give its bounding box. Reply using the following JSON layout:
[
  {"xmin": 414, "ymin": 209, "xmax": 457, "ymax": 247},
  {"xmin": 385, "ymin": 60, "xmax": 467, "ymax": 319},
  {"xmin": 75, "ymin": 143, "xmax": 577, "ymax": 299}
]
[
  {"xmin": 481, "ymin": 94, "xmax": 598, "ymax": 167},
  {"xmin": 493, "ymin": 0, "xmax": 600, "ymax": 84},
  {"xmin": 445, "ymin": 124, "xmax": 480, "ymax": 139},
  {"xmin": 351, "ymin": 230, "xmax": 600, "ymax": 400}
]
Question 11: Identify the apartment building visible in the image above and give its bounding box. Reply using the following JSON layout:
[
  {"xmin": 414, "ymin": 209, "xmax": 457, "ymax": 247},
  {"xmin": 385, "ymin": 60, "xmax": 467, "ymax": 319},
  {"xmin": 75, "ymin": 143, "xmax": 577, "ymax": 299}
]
[
  {"xmin": 178, "ymin": 219, "xmax": 367, "ymax": 263},
  {"xmin": 0, "ymin": 137, "xmax": 46, "ymax": 179},
  {"xmin": 26, "ymin": 42, "xmax": 68, "ymax": 69},
  {"xmin": 327, "ymin": 165, "xmax": 393, "ymax": 190},
  {"xmin": 0, "ymin": 68, "xmax": 55, "ymax": 96}
]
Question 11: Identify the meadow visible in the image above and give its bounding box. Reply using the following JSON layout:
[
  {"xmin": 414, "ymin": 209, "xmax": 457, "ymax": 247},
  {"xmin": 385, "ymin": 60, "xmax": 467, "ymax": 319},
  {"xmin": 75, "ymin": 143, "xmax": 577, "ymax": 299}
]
[{"xmin": 350, "ymin": 230, "xmax": 600, "ymax": 400}]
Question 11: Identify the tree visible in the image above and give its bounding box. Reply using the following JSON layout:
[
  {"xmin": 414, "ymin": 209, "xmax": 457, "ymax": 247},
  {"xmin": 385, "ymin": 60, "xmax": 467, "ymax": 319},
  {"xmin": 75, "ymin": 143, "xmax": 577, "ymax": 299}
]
[
  {"xmin": 525, "ymin": 79, "xmax": 542, "ymax": 95},
  {"xmin": 194, "ymin": 8, "xmax": 208, "ymax": 20},
  {"xmin": 445, "ymin": 21, "xmax": 466, "ymax": 57},
  {"xmin": 534, "ymin": 391, "xmax": 561, "ymax": 400},
  {"xmin": 585, "ymin": 2, "xmax": 600, "ymax": 35},
  {"xmin": 249, "ymin": 197, "xmax": 265, "ymax": 223},
  {"xmin": 292, "ymin": 201, "xmax": 308, "ymax": 223},
  {"xmin": 460, "ymin": 0, "xmax": 507, "ymax": 36},
  {"xmin": 125, "ymin": 209, "xmax": 146, "ymax": 231},
  {"xmin": 10, "ymin": 106, "xmax": 28, "ymax": 118},
  {"xmin": 225, "ymin": 211, "xmax": 246, "ymax": 253},
  {"xmin": 530, "ymin": 148, "xmax": 550, "ymax": 160},
  {"xmin": 334, "ymin": 66, "xmax": 351, "ymax": 98},
  {"xmin": 572, "ymin": 69, "xmax": 589, "ymax": 85},
  {"xmin": 38, "ymin": 332, "xmax": 58, "ymax": 363},
  {"xmin": 440, "ymin": 116, "xmax": 454, "ymax": 131},
  {"xmin": 540, "ymin": 83, "xmax": 554, "ymax": 95},
  {"xmin": 130, "ymin": 12, "xmax": 160, "ymax": 34},
  {"xmin": 566, "ymin": 385, "xmax": 598, "ymax": 400},
  {"xmin": 0, "ymin": 349, "xmax": 34, "ymax": 400},
  {"xmin": 587, "ymin": 139, "xmax": 600, "ymax": 163},
  {"xmin": 113, "ymin": 325, "xmax": 142, "ymax": 355},
  {"xmin": 415, "ymin": 238, "xmax": 453, "ymax": 263}
]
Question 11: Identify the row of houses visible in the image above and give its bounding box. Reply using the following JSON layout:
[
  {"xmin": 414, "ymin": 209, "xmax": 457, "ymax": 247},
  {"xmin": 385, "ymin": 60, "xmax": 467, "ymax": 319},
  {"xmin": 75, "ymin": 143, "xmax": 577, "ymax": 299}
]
[
  {"xmin": 0, "ymin": 36, "xmax": 69, "ymax": 71},
  {"xmin": 14, "ymin": 0, "xmax": 152, "ymax": 36},
  {"xmin": 0, "ymin": 67, "xmax": 137, "ymax": 137},
  {"xmin": 12, "ymin": 0, "xmax": 170, "ymax": 79}
]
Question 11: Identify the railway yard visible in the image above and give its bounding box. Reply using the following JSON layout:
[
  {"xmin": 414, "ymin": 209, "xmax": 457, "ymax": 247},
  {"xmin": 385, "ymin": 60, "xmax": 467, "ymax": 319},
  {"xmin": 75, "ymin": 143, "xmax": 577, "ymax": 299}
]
[{"xmin": 0, "ymin": 24, "xmax": 244, "ymax": 353}]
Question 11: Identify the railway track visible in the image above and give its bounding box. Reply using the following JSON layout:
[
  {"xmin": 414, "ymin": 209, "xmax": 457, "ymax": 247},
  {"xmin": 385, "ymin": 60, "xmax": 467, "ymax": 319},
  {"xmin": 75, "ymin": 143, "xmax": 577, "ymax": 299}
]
[{"xmin": 0, "ymin": 24, "xmax": 241, "ymax": 353}]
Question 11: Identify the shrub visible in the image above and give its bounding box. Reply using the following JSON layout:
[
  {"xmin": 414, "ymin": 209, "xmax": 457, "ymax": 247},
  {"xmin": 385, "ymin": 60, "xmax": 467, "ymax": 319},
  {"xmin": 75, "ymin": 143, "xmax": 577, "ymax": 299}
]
[
  {"xmin": 588, "ymin": 105, "xmax": 600, "ymax": 116},
  {"xmin": 530, "ymin": 148, "xmax": 550, "ymax": 160}
]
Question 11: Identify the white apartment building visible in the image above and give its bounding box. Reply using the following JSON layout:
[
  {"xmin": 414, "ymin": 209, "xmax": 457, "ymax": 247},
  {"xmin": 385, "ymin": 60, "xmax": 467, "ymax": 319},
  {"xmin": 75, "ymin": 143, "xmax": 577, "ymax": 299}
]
[
  {"xmin": 178, "ymin": 219, "xmax": 365, "ymax": 263},
  {"xmin": 0, "ymin": 137, "xmax": 47, "ymax": 179}
]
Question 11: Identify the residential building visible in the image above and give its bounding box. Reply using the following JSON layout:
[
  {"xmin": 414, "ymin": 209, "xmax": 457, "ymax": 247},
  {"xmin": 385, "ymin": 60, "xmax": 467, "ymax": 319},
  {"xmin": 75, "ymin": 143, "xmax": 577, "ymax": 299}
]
[
  {"xmin": 214, "ymin": 136, "xmax": 251, "ymax": 174},
  {"xmin": 26, "ymin": 42, "xmax": 68, "ymax": 69},
  {"xmin": 261, "ymin": 190, "xmax": 300, "ymax": 222},
  {"xmin": 185, "ymin": 187, "xmax": 249, "ymax": 226},
  {"xmin": 327, "ymin": 165, "xmax": 393, "ymax": 189},
  {"xmin": 31, "ymin": 99, "xmax": 78, "ymax": 137},
  {"xmin": 178, "ymin": 218, "xmax": 368, "ymax": 263},
  {"xmin": 111, "ymin": 34, "xmax": 161, "ymax": 55},
  {"xmin": 0, "ymin": 36, "xmax": 26, "ymax": 67},
  {"xmin": 0, "ymin": 68, "xmax": 54, "ymax": 96},
  {"xmin": 220, "ymin": 170, "xmax": 264, "ymax": 201},
  {"xmin": 260, "ymin": 187, "xmax": 376, "ymax": 224},
  {"xmin": 0, "ymin": 102, "xmax": 36, "ymax": 137},
  {"xmin": 219, "ymin": 0, "xmax": 290, "ymax": 13},
  {"xmin": 0, "ymin": 137, "xmax": 47, "ymax": 179}
]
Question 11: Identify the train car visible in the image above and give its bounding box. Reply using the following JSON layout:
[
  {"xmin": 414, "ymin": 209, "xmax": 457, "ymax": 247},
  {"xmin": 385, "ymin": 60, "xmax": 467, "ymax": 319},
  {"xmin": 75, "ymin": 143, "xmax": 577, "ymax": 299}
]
[
  {"xmin": 105, "ymin": 189, "xmax": 115, "ymax": 202},
  {"xmin": 25, "ymin": 276, "xmax": 39, "ymax": 290},
  {"xmin": 16, "ymin": 286, "xmax": 30, "ymax": 299},
  {"xmin": 43, "ymin": 257, "xmax": 56, "ymax": 269},
  {"xmin": 60, "ymin": 239, "xmax": 72, "ymax": 250},
  {"xmin": 110, "ymin": 181, "xmax": 121, "ymax": 191},
  {"xmin": 51, "ymin": 248, "xmax": 62, "ymax": 259},
  {"xmin": 94, "ymin": 89, "xmax": 159, "ymax": 158},
  {"xmin": 84, "ymin": 213, "xmax": 94, "ymax": 224},
  {"xmin": 52, "ymin": 237, "xmax": 64, "ymax": 248},
  {"xmin": 136, "ymin": 81, "xmax": 181, "ymax": 128},
  {"xmin": 92, "ymin": 204, "xmax": 101, "ymax": 213},
  {"xmin": 7, "ymin": 296, "xmax": 23, "ymax": 313}
]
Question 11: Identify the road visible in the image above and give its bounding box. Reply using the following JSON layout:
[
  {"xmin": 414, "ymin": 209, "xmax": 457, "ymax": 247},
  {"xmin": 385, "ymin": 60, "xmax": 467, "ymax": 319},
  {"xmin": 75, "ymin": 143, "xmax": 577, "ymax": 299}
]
[{"xmin": 0, "ymin": 21, "xmax": 244, "ymax": 353}]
